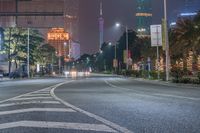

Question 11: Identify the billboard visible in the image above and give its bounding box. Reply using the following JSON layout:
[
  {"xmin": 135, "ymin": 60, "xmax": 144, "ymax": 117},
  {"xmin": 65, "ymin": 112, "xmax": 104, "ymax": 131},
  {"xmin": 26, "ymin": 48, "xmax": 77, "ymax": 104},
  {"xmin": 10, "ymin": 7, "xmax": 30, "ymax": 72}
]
[{"xmin": 150, "ymin": 25, "xmax": 162, "ymax": 47}]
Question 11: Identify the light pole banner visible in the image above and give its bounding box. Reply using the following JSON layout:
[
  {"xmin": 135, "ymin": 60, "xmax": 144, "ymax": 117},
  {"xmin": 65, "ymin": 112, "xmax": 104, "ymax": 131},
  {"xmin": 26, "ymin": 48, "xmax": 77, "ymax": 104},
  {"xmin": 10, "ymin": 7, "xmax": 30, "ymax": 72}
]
[
  {"xmin": 162, "ymin": 19, "xmax": 166, "ymax": 50},
  {"xmin": 123, "ymin": 50, "xmax": 127, "ymax": 63},
  {"xmin": 150, "ymin": 25, "xmax": 162, "ymax": 47}
]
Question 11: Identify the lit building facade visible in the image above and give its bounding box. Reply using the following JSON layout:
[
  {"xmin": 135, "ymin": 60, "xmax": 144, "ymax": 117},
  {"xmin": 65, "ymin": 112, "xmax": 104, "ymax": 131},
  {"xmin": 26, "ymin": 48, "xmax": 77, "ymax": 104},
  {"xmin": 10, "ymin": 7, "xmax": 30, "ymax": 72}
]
[
  {"xmin": 170, "ymin": 0, "xmax": 200, "ymax": 26},
  {"xmin": 183, "ymin": 0, "xmax": 199, "ymax": 13},
  {"xmin": 0, "ymin": 0, "xmax": 79, "ymax": 41},
  {"xmin": 136, "ymin": 0, "xmax": 152, "ymax": 36},
  {"xmin": 99, "ymin": 2, "xmax": 104, "ymax": 49},
  {"xmin": 47, "ymin": 28, "xmax": 70, "ymax": 57}
]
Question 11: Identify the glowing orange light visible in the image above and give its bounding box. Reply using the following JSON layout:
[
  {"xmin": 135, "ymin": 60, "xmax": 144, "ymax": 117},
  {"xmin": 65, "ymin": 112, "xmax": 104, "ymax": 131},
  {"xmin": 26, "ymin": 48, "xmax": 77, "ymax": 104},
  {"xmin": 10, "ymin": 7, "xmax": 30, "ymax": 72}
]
[
  {"xmin": 47, "ymin": 28, "xmax": 69, "ymax": 41},
  {"xmin": 136, "ymin": 13, "xmax": 152, "ymax": 17}
]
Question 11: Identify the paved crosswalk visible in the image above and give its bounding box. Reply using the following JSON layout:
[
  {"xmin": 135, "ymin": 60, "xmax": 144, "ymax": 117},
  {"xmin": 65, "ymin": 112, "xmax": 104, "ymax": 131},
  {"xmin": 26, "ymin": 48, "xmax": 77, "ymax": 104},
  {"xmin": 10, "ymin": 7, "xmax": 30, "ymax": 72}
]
[{"xmin": 0, "ymin": 86, "xmax": 119, "ymax": 133}]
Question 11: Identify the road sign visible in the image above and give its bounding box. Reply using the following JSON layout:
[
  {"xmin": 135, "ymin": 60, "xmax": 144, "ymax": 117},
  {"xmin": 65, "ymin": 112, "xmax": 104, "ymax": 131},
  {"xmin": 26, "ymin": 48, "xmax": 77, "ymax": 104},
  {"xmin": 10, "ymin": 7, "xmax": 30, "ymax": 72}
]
[
  {"xmin": 127, "ymin": 58, "xmax": 132, "ymax": 66},
  {"xmin": 113, "ymin": 59, "xmax": 118, "ymax": 68},
  {"xmin": 150, "ymin": 25, "xmax": 162, "ymax": 47}
]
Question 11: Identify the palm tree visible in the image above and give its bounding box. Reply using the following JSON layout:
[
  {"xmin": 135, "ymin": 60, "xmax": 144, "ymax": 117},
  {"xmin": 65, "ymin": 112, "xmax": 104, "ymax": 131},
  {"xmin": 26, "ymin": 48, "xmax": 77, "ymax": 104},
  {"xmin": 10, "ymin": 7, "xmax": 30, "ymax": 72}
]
[{"xmin": 170, "ymin": 12, "xmax": 200, "ymax": 70}]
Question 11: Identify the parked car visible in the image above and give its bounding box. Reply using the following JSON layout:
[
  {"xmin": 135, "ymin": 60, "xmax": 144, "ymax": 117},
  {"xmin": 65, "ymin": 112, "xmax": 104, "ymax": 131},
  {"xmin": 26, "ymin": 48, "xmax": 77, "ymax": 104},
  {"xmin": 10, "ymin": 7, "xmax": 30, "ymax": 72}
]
[{"xmin": 0, "ymin": 70, "xmax": 3, "ymax": 79}]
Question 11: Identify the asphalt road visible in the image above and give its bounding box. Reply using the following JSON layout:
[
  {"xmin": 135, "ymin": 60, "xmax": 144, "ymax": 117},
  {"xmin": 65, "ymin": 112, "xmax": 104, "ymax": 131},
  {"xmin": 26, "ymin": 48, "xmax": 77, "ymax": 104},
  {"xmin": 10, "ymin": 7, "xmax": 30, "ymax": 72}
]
[{"xmin": 0, "ymin": 75, "xmax": 200, "ymax": 133}]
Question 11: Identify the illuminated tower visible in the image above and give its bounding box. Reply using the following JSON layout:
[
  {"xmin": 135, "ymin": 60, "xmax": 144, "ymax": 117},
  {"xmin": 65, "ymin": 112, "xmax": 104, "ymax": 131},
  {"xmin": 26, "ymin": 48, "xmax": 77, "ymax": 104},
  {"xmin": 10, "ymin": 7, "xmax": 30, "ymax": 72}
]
[
  {"xmin": 99, "ymin": 1, "xmax": 104, "ymax": 50},
  {"xmin": 136, "ymin": 0, "xmax": 152, "ymax": 36}
]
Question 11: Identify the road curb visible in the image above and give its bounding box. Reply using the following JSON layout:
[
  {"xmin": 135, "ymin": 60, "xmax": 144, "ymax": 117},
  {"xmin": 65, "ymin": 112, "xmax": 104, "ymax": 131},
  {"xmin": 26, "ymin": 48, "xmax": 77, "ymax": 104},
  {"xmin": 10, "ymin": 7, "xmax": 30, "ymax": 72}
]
[{"xmin": 129, "ymin": 77, "xmax": 200, "ymax": 89}]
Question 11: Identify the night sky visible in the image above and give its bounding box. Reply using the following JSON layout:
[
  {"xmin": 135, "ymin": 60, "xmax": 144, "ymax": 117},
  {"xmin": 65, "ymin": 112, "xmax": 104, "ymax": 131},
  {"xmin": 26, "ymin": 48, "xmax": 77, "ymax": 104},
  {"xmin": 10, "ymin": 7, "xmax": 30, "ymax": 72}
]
[{"xmin": 79, "ymin": 0, "xmax": 200, "ymax": 55}]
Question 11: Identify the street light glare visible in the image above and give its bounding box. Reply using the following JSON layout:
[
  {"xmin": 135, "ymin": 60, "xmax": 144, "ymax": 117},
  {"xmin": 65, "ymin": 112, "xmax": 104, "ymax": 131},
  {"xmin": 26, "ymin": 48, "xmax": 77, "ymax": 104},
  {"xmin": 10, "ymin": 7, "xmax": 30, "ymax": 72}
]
[{"xmin": 115, "ymin": 23, "xmax": 121, "ymax": 27}]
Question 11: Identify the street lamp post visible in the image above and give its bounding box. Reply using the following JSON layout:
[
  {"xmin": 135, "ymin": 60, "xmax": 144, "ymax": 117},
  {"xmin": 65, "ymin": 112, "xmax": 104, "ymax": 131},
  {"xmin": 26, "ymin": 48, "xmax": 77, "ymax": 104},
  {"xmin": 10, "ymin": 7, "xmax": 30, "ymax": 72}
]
[
  {"xmin": 114, "ymin": 43, "xmax": 117, "ymax": 72},
  {"xmin": 164, "ymin": 0, "xmax": 170, "ymax": 81},
  {"xmin": 116, "ymin": 23, "xmax": 129, "ymax": 70},
  {"xmin": 125, "ymin": 26, "xmax": 128, "ymax": 70},
  {"xmin": 27, "ymin": 28, "xmax": 30, "ymax": 78},
  {"xmin": 108, "ymin": 42, "xmax": 117, "ymax": 72}
]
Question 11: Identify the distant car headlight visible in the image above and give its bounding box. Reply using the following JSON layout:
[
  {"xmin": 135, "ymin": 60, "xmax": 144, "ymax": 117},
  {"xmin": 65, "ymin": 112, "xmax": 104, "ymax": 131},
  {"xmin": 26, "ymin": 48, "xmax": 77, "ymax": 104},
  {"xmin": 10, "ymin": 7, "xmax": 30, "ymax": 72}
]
[
  {"xmin": 85, "ymin": 71, "xmax": 90, "ymax": 76},
  {"xmin": 78, "ymin": 72, "xmax": 84, "ymax": 77},
  {"xmin": 71, "ymin": 71, "xmax": 77, "ymax": 78},
  {"xmin": 64, "ymin": 71, "xmax": 70, "ymax": 76}
]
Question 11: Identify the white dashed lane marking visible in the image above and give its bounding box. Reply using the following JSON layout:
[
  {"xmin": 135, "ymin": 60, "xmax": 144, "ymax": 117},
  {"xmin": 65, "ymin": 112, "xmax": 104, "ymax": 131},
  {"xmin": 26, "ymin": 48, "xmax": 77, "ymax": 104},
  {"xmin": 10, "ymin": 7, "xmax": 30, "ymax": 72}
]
[
  {"xmin": 25, "ymin": 94, "xmax": 50, "ymax": 97},
  {"xmin": 0, "ymin": 101, "xmax": 60, "ymax": 108},
  {"xmin": 0, "ymin": 121, "xmax": 117, "ymax": 132},
  {"xmin": 11, "ymin": 97, "xmax": 52, "ymax": 101},
  {"xmin": 0, "ymin": 81, "xmax": 130, "ymax": 133},
  {"xmin": 0, "ymin": 108, "xmax": 76, "ymax": 116}
]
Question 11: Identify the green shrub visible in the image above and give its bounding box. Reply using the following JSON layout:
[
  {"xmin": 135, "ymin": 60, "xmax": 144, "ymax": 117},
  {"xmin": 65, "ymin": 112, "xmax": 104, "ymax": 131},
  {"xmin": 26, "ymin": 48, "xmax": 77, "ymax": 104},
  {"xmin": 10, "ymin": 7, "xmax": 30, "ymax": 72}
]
[
  {"xmin": 197, "ymin": 72, "xmax": 200, "ymax": 82},
  {"xmin": 171, "ymin": 67, "xmax": 184, "ymax": 81},
  {"xmin": 130, "ymin": 70, "xmax": 140, "ymax": 78},
  {"xmin": 179, "ymin": 77, "xmax": 192, "ymax": 84},
  {"xmin": 160, "ymin": 72, "xmax": 166, "ymax": 81},
  {"xmin": 149, "ymin": 71, "xmax": 157, "ymax": 79},
  {"xmin": 192, "ymin": 79, "xmax": 200, "ymax": 84}
]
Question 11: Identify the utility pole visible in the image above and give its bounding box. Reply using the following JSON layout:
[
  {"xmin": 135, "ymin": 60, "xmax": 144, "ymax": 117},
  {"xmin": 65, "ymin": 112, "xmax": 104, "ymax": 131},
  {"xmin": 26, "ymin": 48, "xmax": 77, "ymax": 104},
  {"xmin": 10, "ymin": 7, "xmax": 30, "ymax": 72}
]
[
  {"xmin": 27, "ymin": 28, "xmax": 30, "ymax": 78},
  {"xmin": 114, "ymin": 43, "xmax": 117, "ymax": 72},
  {"xmin": 126, "ymin": 26, "xmax": 129, "ymax": 70},
  {"xmin": 164, "ymin": 0, "xmax": 170, "ymax": 81},
  {"xmin": 99, "ymin": 1, "xmax": 104, "ymax": 50}
]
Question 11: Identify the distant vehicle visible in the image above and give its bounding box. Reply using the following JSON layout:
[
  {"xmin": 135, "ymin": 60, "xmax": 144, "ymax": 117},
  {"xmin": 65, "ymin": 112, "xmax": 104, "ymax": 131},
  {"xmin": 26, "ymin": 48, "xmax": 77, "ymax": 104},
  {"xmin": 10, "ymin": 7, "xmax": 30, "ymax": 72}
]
[
  {"xmin": 9, "ymin": 71, "xmax": 28, "ymax": 79},
  {"xmin": 70, "ymin": 68, "xmax": 78, "ymax": 78},
  {"xmin": 0, "ymin": 70, "xmax": 3, "ymax": 79}
]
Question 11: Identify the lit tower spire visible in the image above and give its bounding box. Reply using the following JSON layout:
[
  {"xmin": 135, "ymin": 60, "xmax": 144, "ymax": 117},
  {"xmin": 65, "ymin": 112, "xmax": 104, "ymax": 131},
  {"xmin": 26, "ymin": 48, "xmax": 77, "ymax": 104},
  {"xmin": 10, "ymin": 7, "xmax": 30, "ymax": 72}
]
[{"xmin": 99, "ymin": 1, "xmax": 104, "ymax": 50}]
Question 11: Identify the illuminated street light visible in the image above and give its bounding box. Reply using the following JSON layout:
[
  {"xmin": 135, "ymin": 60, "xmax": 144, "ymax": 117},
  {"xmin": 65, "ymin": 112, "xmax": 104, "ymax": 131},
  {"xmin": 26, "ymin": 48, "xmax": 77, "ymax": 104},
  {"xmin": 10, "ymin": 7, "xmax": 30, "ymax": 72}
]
[
  {"xmin": 115, "ymin": 22, "xmax": 129, "ymax": 70},
  {"xmin": 115, "ymin": 23, "xmax": 121, "ymax": 28}
]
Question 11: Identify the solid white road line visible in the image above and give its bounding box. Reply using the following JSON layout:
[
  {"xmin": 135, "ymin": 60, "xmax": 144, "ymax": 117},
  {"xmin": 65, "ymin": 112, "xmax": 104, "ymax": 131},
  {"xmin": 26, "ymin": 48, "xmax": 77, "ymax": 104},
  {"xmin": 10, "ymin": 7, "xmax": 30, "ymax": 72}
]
[
  {"xmin": 11, "ymin": 97, "xmax": 53, "ymax": 101},
  {"xmin": 0, "ymin": 101, "xmax": 60, "ymax": 108},
  {"xmin": 50, "ymin": 82, "xmax": 134, "ymax": 133},
  {"xmin": 25, "ymin": 94, "xmax": 50, "ymax": 97},
  {"xmin": 105, "ymin": 80, "xmax": 200, "ymax": 101},
  {"xmin": 31, "ymin": 91, "xmax": 50, "ymax": 94},
  {"xmin": 0, "ymin": 108, "xmax": 75, "ymax": 116},
  {"xmin": 0, "ymin": 121, "xmax": 117, "ymax": 132},
  {"xmin": 153, "ymin": 93, "xmax": 200, "ymax": 101},
  {"xmin": 0, "ymin": 81, "xmax": 71, "ymax": 104}
]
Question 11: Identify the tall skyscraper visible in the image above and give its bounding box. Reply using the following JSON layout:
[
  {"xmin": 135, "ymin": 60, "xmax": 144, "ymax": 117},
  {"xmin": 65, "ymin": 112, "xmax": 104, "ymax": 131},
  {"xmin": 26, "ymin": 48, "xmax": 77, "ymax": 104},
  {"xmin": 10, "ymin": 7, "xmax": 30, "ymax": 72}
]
[
  {"xmin": 136, "ymin": 0, "xmax": 152, "ymax": 36},
  {"xmin": 0, "ymin": 0, "xmax": 79, "ymax": 40},
  {"xmin": 64, "ymin": 0, "xmax": 79, "ymax": 41},
  {"xmin": 99, "ymin": 1, "xmax": 104, "ymax": 49},
  {"xmin": 183, "ymin": 0, "xmax": 199, "ymax": 13}
]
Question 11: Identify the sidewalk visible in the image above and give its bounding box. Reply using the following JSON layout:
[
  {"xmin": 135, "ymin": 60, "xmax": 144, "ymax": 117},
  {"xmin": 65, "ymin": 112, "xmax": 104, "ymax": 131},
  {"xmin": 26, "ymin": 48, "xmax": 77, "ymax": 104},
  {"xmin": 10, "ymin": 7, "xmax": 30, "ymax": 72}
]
[
  {"xmin": 130, "ymin": 77, "xmax": 200, "ymax": 89},
  {"xmin": 0, "ymin": 77, "xmax": 11, "ymax": 82}
]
